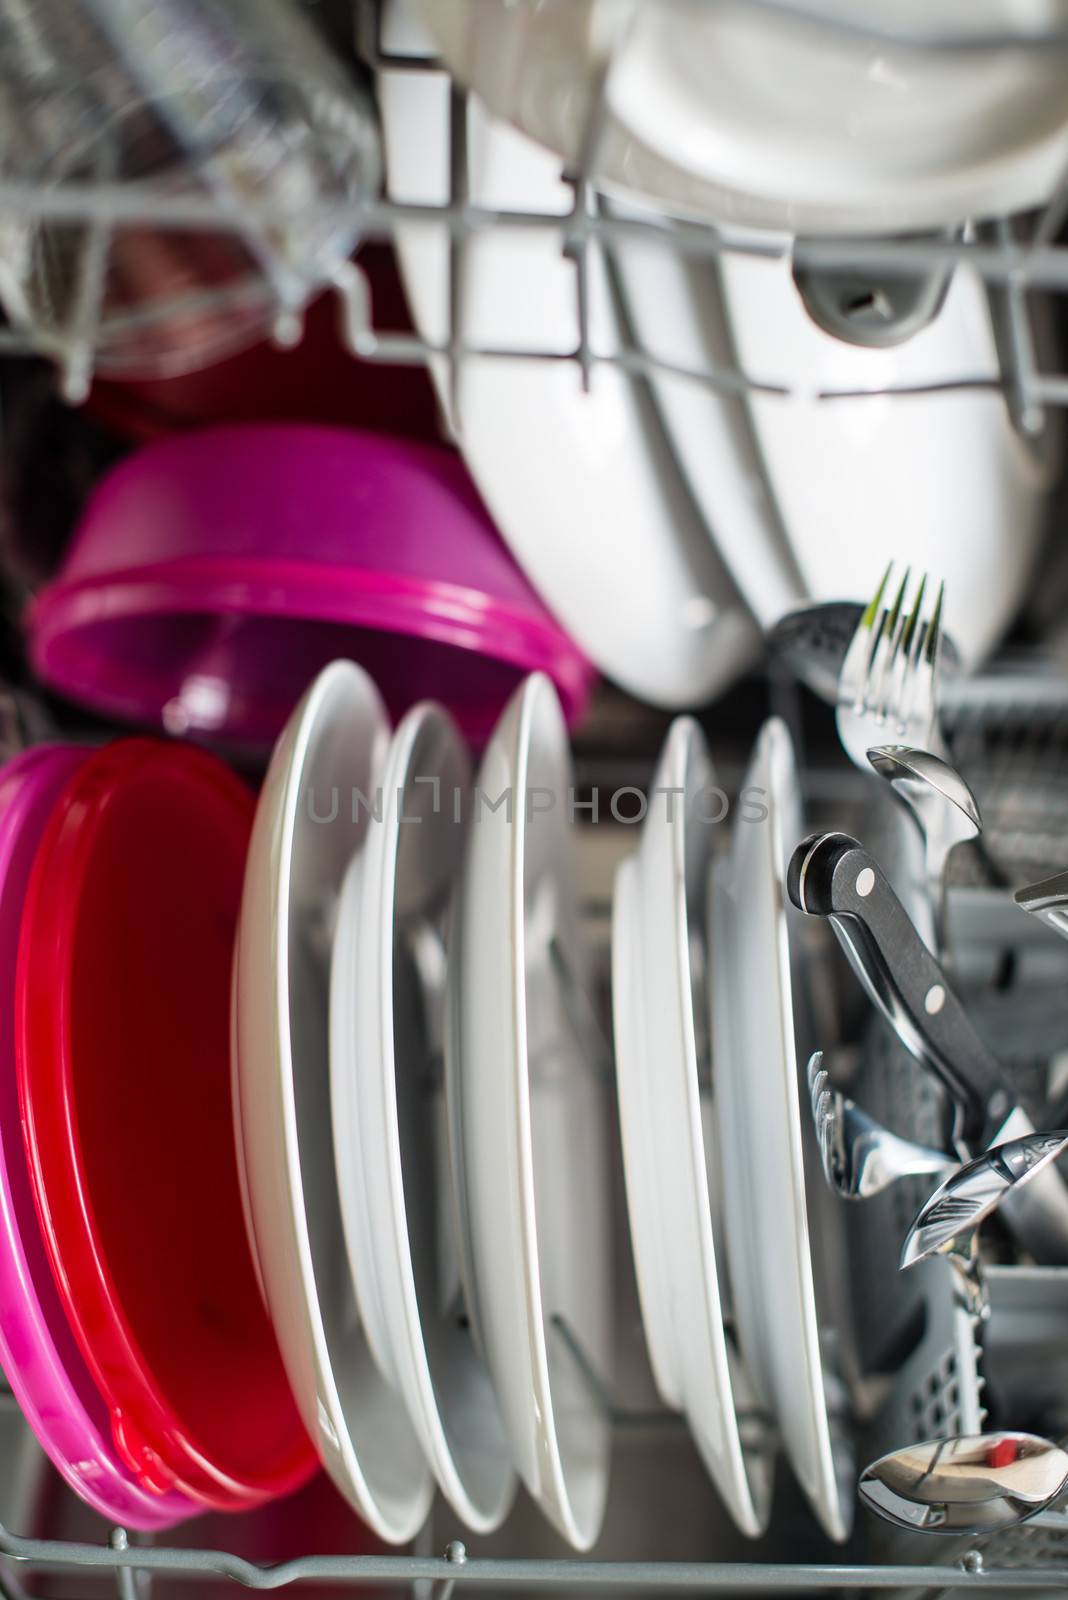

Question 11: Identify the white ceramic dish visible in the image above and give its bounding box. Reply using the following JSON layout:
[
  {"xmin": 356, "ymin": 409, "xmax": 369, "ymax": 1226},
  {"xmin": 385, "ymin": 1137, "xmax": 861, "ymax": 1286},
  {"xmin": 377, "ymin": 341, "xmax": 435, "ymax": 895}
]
[
  {"xmin": 376, "ymin": 1, "xmax": 758, "ymax": 710},
  {"xmin": 412, "ymin": 0, "xmax": 1068, "ymax": 234},
  {"xmin": 329, "ymin": 848, "xmax": 392, "ymax": 1377},
  {"xmin": 605, "ymin": 203, "xmax": 805, "ymax": 630},
  {"xmin": 331, "ymin": 700, "xmax": 517, "ymax": 1534},
  {"xmin": 612, "ymin": 718, "xmax": 771, "ymax": 1536},
  {"xmin": 449, "ymin": 672, "xmax": 612, "ymax": 1550},
  {"xmin": 711, "ymin": 718, "xmax": 853, "ymax": 1543},
  {"xmin": 232, "ymin": 659, "xmax": 434, "ymax": 1544},
  {"xmin": 720, "ymin": 247, "xmax": 1055, "ymax": 668},
  {"xmin": 612, "ymin": 211, "xmax": 1052, "ymax": 662}
]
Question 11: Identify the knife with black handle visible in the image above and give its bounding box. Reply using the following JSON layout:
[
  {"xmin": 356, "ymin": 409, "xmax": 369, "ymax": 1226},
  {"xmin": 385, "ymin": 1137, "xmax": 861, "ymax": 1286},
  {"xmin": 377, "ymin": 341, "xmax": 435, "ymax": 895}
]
[{"xmin": 788, "ymin": 830, "xmax": 1068, "ymax": 1264}]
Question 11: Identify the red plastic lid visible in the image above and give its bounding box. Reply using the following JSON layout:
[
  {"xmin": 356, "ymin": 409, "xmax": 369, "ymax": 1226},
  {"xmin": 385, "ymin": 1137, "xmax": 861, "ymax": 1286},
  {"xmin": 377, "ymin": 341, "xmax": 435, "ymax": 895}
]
[{"xmin": 16, "ymin": 738, "xmax": 316, "ymax": 1511}]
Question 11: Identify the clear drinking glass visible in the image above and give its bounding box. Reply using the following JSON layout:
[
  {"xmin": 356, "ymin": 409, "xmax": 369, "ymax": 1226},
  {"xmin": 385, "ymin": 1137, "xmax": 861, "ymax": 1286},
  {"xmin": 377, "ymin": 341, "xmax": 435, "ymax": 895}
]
[{"xmin": 0, "ymin": 0, "xmax": 380, "ymax": 385}]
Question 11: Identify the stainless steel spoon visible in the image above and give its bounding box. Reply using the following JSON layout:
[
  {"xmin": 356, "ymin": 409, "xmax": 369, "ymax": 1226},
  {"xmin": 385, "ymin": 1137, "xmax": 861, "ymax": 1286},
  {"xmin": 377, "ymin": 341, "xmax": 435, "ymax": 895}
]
[
  {"xmin": 860, "ymin": 1431, "xmax": 1068, "ymax": 1534},
  {"xmin": 867, "ymin": 744, "xmax": 981, "ymax": 952},
  {"xmin": 1015, "ymin": 867, "xmax": 1068, "ymax": 943},
  {"xmin": 901, "ymin": 1130, "xmax": 1068, "ymax": 1317}
]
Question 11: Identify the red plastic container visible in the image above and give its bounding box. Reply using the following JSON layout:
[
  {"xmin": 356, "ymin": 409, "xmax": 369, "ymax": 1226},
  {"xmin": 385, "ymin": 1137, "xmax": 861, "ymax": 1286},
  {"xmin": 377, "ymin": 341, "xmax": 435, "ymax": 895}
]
[{"xmin": 16, "ymin": 738, "xmax": 316, "ymax": 1512}]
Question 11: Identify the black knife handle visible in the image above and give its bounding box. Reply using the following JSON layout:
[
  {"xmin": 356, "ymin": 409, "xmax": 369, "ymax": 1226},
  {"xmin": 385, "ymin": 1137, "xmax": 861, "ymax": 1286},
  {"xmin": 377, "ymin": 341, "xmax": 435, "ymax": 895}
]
[{"xmin": 788, "ymin": 831, "xmax": 1013, "ymax": 1151}]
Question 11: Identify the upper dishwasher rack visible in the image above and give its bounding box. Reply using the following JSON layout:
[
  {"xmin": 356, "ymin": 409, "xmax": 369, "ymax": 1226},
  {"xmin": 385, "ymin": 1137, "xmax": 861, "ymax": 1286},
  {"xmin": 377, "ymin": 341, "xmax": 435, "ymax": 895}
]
[{"xmin": 0, "ymin": 0, "xmax": 1060, "ymax": 427}]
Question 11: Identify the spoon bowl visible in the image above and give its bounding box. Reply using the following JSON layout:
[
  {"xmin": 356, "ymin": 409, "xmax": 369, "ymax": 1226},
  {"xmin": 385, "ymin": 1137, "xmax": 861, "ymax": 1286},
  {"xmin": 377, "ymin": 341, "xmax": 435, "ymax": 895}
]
[{"xmin": 860, "ymin": 1432, "xmax": 1068, "ymax": 1535}]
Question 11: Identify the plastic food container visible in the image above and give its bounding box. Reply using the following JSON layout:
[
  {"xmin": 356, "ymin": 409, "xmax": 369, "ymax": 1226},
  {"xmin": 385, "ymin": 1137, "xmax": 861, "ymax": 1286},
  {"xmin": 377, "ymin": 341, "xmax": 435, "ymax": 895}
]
[
  {"xmin": 27, "ymin": 425, "xmax": 596, "ymax": 751},
  {"xmin": 16, "ymin": 738, "xmax": 317, "ymax": 1512}
]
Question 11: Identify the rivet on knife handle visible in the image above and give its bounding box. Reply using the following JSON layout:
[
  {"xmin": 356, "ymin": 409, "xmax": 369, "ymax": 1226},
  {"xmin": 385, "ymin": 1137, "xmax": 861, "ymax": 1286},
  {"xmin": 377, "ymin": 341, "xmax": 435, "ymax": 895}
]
[{"xmin": 787, "ymin": 830, "xmax": 1013, "ymax": 1152}]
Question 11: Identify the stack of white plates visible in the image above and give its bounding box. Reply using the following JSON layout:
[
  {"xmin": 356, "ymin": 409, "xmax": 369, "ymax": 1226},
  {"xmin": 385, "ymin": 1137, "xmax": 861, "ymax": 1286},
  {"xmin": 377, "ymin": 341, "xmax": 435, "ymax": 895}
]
[
  {"xmin": 231, "ymin": 657, "xmax": 856, "ymax": 1547},
  {"xmin": 233, "ymin": 662, "xmax": 611, "ymax": 1549},
  {"xmin": 615, "ymin": 715, "xmax": 854, "ymax": 1543}
]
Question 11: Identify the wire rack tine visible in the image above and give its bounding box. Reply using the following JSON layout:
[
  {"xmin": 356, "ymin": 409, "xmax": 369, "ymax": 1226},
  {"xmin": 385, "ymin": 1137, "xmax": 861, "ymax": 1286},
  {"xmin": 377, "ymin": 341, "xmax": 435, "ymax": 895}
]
[
  {"xmin": 60, "ymin": 130, "xmax": 118, "ymax": 404},
  {"xmin": 5, "ymin": 178, "xmax": 1068, "ymax": 283},
  {"xmin": 547, "ymin": 936, "xmax": 615, "ymax": 1084},
  {"xmin": 548, "ymin": 1314, "xmax": 779, "ymax": 1449},
  {"xmin": 445, "ymin": 82, "xmax": 470, "ymax": 426},
  {"xmin": 1032, "ymin": 152, "xmax": 1068, "ymax": 250},
  {"xmin": 110, "ymin": 1529, "xmax": 149, "ymax": 1600},
  {"xmin": 994, "ymin": 216, "xmax": 1045, "ymax": 436},
  {"xmin": 563, "ymin": 42, "xmax": 619, "ymax": 392}
]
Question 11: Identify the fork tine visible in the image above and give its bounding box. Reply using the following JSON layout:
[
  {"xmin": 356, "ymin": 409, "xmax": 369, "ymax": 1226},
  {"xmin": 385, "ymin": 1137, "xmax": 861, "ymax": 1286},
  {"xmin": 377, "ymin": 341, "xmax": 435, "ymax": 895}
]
[
  {"xmin": 806, "ymin": 1052, "xmax": 838, "ymax": 1180},
  {"xmin": 867, "ymin": 566, "xmax": 911, "ymax": 720},
  {"xmin": 840, "ymin": 563, "xmax": 892, "ymax": 708},
  {"xmin": 884, "ymin": 570, "xmax": 926, "ymax": 734},
  {"xmin": 900, "ymin": 572, "xmax": 927, "ymax": 672},
  {"xmin": 818, "ymin": 1100, "xmax": 836, "ymax": 1180},
  {"xmin": 914, "ymin": 580, "xmax": 944, "ymax": 747},
  {"xmin": 925, "ymin": 579, "xmax": 945, "ymax": 672},
  {"xmin": 897, "ymin": 575, "xmax": 943, "ymax": 742},
  {"xmin": 807, "ymin": 1049, "xmax": 826, "ymax": 1105}
]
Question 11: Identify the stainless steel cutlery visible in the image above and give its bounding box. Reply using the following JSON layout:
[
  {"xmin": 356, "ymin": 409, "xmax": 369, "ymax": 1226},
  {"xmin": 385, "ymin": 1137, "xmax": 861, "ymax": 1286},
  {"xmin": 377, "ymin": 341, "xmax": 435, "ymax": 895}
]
[
  {"xmin": 860, "ymin": 1432, "xmax": 1068, "ymax": 1535},
  {"xmin": 835, "ymin": 565, "xmax": 950, "ymax": 768},
  {"xmin": 806, "ymin": 1051, "xmax": 954, "ymax": 1200},
  {"xmin": 866, "ymin": 745, "xmax": 981, "ymax": 951},
  {"xmin": 833, "ymin": 565, "xmax": 981, "ymax": 953},
  {"xmin": 1016, "ymin": 868, "xmax": 1068, "ymax": 943},
  {"xmin": 900, "ymin": 1131, "xmax": 1068, "ymax": 1317},
  {"xmin": 789, "ymin": 830, "xmax": 1068, "ymax": 1262}
]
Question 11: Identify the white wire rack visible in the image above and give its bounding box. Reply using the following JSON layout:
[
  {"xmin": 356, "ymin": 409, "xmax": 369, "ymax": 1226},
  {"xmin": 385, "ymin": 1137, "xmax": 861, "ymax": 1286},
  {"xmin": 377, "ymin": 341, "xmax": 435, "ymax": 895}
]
[{"xmin": 0, "ymin": 0, "xmax": 1064, "ymax": 416}]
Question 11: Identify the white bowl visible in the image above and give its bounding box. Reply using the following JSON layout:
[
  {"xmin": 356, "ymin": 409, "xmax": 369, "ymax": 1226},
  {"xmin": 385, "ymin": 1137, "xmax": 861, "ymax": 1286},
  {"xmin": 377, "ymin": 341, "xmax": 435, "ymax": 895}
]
[
  {"xmin": 413, "ymin": 0, "xmax": 1068, "ymax": 234},
  {"xmin": 376, "ymin": 1, "xmax": 759, "ymax": 709}
]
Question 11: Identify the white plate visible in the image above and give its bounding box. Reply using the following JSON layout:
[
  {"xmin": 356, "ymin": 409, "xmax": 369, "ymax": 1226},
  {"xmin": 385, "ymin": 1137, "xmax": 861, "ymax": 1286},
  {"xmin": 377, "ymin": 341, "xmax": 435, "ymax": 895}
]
[
  {"xmin": 376, "ymin": 1, "xmax": 759, "ymax": 709},
  {"xmin": 720, "ymin": 247, "xmax": 1055, "ymax": 668},
  {"xmin": 614, "ymin": 214, "xmax": 1053, "ymax": 662},
  {"xmin": 612, "ymin": 718, "xmax": 771, "ymax": 1536},
  {"xmin": 711, "ymin": 718, "xmax": 853, "ymax": 1543},
  {"xmin": 232, "ymin": 659, "xmax": 434, "ymax": 1544},
  {"xmin": 331, "ymin": 700, "xmax": 517, "ymax": 1534},
  {"xmin": 449, "ymin": 672, "xmax": 612, "ymax": 1549},
  {"xmin": 413, "ymin": 0, "xmax": 1068, "ymax": 234},
  {"xmin": 329, "ymin": 848, "xmax": 390, "ymax": 1373},
  {"xmin": 605, "ymin": 204, "xmax": 805, "ymax": 630}
]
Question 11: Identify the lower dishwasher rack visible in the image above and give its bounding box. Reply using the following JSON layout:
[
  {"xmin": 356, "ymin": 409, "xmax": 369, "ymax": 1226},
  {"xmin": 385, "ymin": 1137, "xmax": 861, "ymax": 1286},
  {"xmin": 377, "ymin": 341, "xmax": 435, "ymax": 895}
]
[{"xmin": 1, "ymin": 793, "xmax": 1068, "ymax": 1600}]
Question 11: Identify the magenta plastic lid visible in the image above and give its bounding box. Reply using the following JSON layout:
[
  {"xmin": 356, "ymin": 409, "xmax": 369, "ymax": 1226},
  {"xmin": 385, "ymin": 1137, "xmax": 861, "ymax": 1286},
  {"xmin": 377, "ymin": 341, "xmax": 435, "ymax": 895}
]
[
  {"xmin": 0, "ymin": 745, "xmax": 197, "ymax": 1531},
  {"xmin": 27, "ymin": 425, "xmax": 596, "ymax": 750}
]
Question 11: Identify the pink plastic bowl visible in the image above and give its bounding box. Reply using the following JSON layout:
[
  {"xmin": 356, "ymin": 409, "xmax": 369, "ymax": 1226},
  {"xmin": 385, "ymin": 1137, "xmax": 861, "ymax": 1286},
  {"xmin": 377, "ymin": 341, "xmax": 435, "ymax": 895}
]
[
  {"xmin": 27, "ymin": 426, "xmax": 595, "ymax": 750},
  {"xmin": 0, "ymin": 746, "xmax": 196, "ymax": 1531}
]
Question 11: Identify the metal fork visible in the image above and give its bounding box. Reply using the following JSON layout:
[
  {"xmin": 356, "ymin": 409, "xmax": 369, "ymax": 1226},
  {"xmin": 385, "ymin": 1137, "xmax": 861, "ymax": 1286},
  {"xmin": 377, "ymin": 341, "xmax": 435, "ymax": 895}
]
[
  {"xmin": 807, "ymin": 1052, "xmax": 955, "ymax": 1201},
  {"xmin": 835, "ymin": 562, "xmax": 948, "ymax": 768},
  {"xmin": 836, "ymin": 564, "xmax": 980, "ymax": 951}
]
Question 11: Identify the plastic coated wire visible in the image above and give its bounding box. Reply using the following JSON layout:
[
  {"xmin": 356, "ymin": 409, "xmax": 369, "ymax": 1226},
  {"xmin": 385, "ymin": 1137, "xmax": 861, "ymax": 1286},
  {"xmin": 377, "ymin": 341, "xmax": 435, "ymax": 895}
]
[
  {"xmin": 5, "ymin": 0, "xmax": 1068, "ymax": 403},
  {"xmin": 0, "ymin": 1520, "xmax": 1064, "ymax": 1593}
]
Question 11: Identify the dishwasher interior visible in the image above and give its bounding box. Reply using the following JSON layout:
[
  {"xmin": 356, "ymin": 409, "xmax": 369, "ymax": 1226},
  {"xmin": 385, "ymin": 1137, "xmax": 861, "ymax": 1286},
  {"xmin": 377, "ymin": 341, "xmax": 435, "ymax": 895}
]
[{"xmin": 0, "ymin": 3, "xmax": 1068, "ymax": 1597}]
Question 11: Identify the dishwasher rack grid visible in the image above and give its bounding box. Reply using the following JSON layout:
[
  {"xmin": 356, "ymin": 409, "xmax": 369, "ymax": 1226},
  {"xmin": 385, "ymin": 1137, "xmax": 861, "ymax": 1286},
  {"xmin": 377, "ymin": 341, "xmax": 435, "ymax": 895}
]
[
  {"xmin": 0, "ymin": 0, "xmax": 1061, "ymax": 425},
  {"xmin": 2, "ymin": 1518, "xmax": 1068, "ymax": 1597}
]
